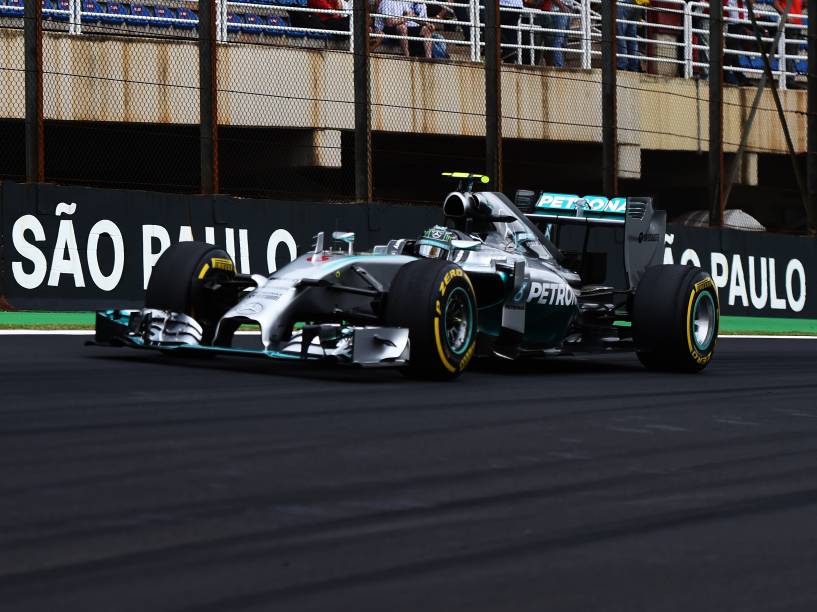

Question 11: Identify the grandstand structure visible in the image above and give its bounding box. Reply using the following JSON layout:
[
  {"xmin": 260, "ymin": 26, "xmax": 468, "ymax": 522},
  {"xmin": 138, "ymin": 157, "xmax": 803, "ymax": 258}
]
[{"xmin": 0, "ymin": 0, "xmax": 814, "ymax": 231}]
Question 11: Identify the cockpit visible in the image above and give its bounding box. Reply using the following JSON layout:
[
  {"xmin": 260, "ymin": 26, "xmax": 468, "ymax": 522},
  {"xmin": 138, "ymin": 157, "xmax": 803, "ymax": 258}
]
[{"xmin": 442, "ymin": 191, "xmax": 560, "ymax": 261}]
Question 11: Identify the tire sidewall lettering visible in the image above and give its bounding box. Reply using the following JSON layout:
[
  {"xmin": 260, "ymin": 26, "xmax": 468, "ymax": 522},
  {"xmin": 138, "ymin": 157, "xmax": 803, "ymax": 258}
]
[
  {"xmin": 686, "ymin": 278, "xmax": 718, "ymax": 366},
  {"xmin": 433, "ymin": 268, "xmax": 475, "ymax": 373}
]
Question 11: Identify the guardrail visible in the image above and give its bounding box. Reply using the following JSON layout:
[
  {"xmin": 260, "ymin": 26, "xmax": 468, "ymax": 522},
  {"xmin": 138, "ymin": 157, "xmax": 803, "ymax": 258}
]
[{"xmin": 6, "ymin": 0, "xmax": 809, "ymax": 87}]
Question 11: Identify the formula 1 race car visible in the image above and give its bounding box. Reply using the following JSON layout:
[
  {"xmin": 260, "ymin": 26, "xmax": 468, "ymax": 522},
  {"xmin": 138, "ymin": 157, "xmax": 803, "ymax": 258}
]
[{"xmin": 95, "ymin": 176, "xmax": 719, "ymax": 379}]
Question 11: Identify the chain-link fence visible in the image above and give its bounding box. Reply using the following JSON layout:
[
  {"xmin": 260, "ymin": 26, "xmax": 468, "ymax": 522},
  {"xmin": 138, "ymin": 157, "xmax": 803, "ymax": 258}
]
[
  {"xmin": 0, "ymin": 18, "xmax": 25, "ymax": 181},
  {"xmin": 1, "ymin": 0, "xmax": 814, "ymax": 231}
]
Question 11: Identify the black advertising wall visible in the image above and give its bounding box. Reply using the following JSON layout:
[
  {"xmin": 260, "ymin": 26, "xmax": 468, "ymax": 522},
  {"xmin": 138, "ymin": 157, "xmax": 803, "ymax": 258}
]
[
  {"xmin": 663, "ymin": 224, "xmax": 814, "ymax": 319},
  {"xmin": 0, "ymin": 182, "xmax": 441, "ymax": 310},
  {"xmin": 0, "ymin": 181, "xmax": 814, "ymax": 319}
]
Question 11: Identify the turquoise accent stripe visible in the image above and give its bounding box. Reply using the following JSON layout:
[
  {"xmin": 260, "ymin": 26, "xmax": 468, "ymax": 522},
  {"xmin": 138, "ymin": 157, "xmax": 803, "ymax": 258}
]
[{"xmin": 5, "ymin": 311, "xmax": 817, "ymax": 336}]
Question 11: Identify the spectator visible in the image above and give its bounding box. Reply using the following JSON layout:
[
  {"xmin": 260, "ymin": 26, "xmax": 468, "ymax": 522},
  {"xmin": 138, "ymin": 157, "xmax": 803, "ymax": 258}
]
[
  {"xmin": 617, "ymin": 0, "xmax": 642, "ymax": 71},
  {"xmin": 772, "ymin": 0, "xmax": 803, "ymax": 87},
  {"xmin": 308, "ymin": 0, "xmax": 350, "ymax": 32},
  {"xmin": 426, "ymin": 2, "xmax": 456, "ymax": 58},
  {"xmin": 724, "ymin": 0, "xmax": 749, "ymax": 85},
  {"xmin": 525, "ymin": 0, "xmax": 569, "ymax": 66},
  {"xmin": 378, "ymin": 0, "xmax": 435, "ymax": 58},
  {"xmin": 686, "ymin": 0, "xmax": 741, "ymax": 80},
  {"xmin": 499, "ymin": 0, "xmax": 524, "ymax": 63},
  {"xmin": 541, "ymin": 0, "xmax": 570, "ymax": 67},
  {"xmin": 687, "ymin": 0, "xmax": 709, "ymax": 78},
  {"xmin": 436, "ymin": 0, "xmax": 470, "ymax": 41}
]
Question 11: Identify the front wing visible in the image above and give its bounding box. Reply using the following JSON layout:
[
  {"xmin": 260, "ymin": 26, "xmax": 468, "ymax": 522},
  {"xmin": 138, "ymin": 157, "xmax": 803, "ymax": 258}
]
[{"xmin": 93, "ymin": 310, "xmax": 411, "ymax": 367}]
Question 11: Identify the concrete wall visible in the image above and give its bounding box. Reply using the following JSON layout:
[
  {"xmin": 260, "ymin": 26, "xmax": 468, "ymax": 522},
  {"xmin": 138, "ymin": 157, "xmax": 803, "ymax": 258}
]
[{"xmin": 1, "ymin": 30, "xmax": 806, "ymax": 160}]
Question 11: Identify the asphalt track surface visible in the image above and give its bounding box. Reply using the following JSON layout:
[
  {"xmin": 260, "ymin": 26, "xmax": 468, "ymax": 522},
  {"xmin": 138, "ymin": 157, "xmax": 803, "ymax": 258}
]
[{"xmin": 1, "ymin": 336, "xmax": 817, "ymax": 612}]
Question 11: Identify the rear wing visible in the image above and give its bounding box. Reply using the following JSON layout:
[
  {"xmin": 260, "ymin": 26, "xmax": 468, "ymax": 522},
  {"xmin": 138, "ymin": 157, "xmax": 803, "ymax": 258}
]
[
  {"xmin": 525, "ymin": 193, "xmax": 627, "ymax": 225},
  {"xmin": 522, "ymin": 192, "xmax": 666, "ymax": 290}
]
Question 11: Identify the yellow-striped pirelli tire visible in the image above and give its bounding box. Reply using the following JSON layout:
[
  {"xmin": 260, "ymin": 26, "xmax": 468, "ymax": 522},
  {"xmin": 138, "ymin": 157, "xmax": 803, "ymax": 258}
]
[
  {"xmin": 632, "ymin": 264, "xmax": 719, "ymax": 373},
  {"xmin": 385, "ymin": 259, "xmax": 478, "ymax": 380},
  {"xmin": 145, "ymin": 241, "xmax": 237, "ymax": 344}
]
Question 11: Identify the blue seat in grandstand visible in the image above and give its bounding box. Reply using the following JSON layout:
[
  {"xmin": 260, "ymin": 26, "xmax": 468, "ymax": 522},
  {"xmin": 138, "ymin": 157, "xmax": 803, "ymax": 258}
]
[
  {"xmin": 174, "ymin": 6, "xmax": 197, "ymax": 29},
  {"xmin": 126, "ymin": 3, "xmax": 153, "ymax": 25},
  {"xmin": 748, "ymin": 56, "xmax": 779, "ymax": 72},
  {"xmin": 101, "ymin": 1, "xmax": 129, "ymax": 24},
  {"xmin": 266, "ymin": 14, "xmax": 288, "ymax": 36},
  {"xmin": 307, "ymin": 27, "xmax": 330, "ymax": 40},
  {"xmin": 81, "ymin": 0, "xmax": 104, "ymax": 22},
  {"xmin": 795, "ymin": 59, "xmax": 807, "ymax": 74},
  {"xmin": 737, "ymin": 55, "xmax": 752, "ymax": 70},
  {"xmin": 226, "ymin": 12, "xmax": 243, "ymax": 33},
  {"xmin": 153, "ymin": 5, "xmax": 176, "ymax": 28},
  {"xmin": 0, "ymin": 0, "xmax": 24, "ymax": 16},
  {"xmin": 54, "ymin": 0, "xmax": 70, "ymax": 21},
  {"xmin": 282, "ymin": 12, "xmax": 305, "ymax": 37},
  {"xmin": 242, "ymin": 13, "xmax": 262, "ymax": 34}
]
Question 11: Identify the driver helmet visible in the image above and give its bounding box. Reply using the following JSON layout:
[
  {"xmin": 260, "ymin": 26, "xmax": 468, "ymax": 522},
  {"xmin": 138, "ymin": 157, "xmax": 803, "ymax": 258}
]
[{"xmin": 416, "ymin": 225, "xmax": 470, "ymax": 259}]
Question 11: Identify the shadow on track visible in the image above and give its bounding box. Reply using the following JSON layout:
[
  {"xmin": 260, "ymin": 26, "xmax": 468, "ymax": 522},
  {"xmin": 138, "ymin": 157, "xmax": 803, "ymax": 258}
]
[{"xmin": 85, "ymin": 344, "xmax": 645, "ymax": 384}]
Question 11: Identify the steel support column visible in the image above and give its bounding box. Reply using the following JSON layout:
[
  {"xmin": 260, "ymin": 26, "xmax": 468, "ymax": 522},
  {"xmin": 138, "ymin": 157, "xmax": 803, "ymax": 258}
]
[
  {"xmin": 199, "ymin": 0, "xmax": 219, "ymax": 194},
  {"xmin": 601, "ymin": 0, "xmax": 617, "ymax": 196},
  {"xmin": 353, "ymin": 0, "xmax": 371, "ymax": 202},
  {"xmin": 708, "ymin": 0, "xmax": 724, "ymax": 226},
  {"xmin": 24, "ymin": 0, "xmax": 44, "ymax": 182},
  {"xmin": 808, "ymin": 0, "xmax": 817, "ymax": 234},
  {"xmin": 484, "ymin": 0, "xmax": 502, "ymax": 190}
]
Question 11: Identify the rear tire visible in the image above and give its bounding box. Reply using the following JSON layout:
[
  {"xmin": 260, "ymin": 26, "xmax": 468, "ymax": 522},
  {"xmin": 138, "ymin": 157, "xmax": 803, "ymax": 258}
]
[
  {"xmin": 145, "ymin": 241, "xmax": 237, "ymax": 344},
  {"xmin": 632, "ymin": 264, "xmax": 719, "ymax": 373},
  {"xmin": 385, "ymin": 259, "xmax": 478, "ymax": 380}
]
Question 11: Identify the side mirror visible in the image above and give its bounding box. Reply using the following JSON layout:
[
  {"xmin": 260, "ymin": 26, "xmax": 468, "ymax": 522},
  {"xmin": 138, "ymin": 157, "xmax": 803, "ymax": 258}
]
[
  {"xmin": 332, "ymin": 231, "xmax": 355, "ymax": 255},
  {"xmin": 451, "ymin": 239, "xmax": 481, "ymax": 251}
]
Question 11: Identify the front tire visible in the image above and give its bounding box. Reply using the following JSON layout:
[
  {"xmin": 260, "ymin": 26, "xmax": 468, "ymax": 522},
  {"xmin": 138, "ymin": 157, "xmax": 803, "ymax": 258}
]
[
  {"xmin": 632, "ymin": 264, "xmax": 719, "ymax": 373},
  {"xmin": 145, "ymin": 241, "xmax": 238, "ymax": 344},
  {"xmin": 385, "ymin": 259, "xmax": 478, "ymax": 380}
]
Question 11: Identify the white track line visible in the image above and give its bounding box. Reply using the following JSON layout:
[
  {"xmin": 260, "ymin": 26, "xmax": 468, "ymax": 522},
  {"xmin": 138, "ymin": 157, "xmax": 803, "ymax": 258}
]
[
  {"xmin": 0, "ymin": 330, "xmax": 263, "ymax": 336},
  {"xmin": 720, "ymin": 335, "xmax": 817, "ymax": 340},
  {"xmin": 0, "ymin": 330, "xmax": 815, "ymax": 339}
]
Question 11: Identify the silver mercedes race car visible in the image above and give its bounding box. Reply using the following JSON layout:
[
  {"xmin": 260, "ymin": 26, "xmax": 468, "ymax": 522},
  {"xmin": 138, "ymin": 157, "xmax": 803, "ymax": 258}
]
[{"xmin": 94, "ymin": 178, "xmax": 719, "ymax": 379}]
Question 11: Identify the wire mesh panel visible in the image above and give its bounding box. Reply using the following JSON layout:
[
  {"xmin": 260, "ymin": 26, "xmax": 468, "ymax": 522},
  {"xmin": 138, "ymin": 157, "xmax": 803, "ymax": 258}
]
[
  {"xmin": 0, "ymin": 19, "xmax": 25, "ymax": 180},
  {"xmin": 369, "ymin": 53, "xmax": 486, "ymax": 201},
  {"xmin": 215, "ymin": 0, "xmax": 354, "ymax": 199},
  {"xmin": 40, "ymin": 8, "xmax": 201, "ymax": 191},
  {"xmin": 0, "ymin": 0, "xmax": 811, "ymax": 229},
  {"xmin": 216, "ymin": 41, "xmax": 354, "ymax": 200}
]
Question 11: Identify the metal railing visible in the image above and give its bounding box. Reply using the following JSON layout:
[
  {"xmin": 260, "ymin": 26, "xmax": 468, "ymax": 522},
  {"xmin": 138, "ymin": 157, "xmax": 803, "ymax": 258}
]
[{"xmin": 7, "ymin": 0, "xmax": 810, "ymax": 86}]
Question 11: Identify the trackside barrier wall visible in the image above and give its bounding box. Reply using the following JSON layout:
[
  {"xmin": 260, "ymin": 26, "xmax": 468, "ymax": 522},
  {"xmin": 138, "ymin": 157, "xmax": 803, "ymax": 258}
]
[
  {"xmin": 0, "ymin": 181, "xmax": 441, "ymax": 309},
  {"xmin": 0, "ymin": 182, "xmax": 814, "ymax": 323}
]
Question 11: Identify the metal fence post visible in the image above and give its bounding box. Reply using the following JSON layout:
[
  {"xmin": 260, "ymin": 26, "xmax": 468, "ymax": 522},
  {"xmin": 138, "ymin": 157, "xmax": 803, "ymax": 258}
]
[
  {"xmin": 683, "ymin": 2, "xmax": 692, "ymax": 79},
  {"xmin": 485, "ymin": 0, "xmax": 503, "ymax": 191},
  {"xmin": 709, "ymin": 0, "xmax": 724, "ymax": 227},
  {"xmin": 601, "ymin": 0, "xmax": 617, "ymax": 196},
  {"xmin": 353, "ymin": 0, "xmax": 372, "ymax": 202},
  {"xmin": 349, "ymin": 1, "xmax": 354, "ymax": 53},
  {"xmin": 808, "ymin": 0, "xmax": 817, "ymax": 234},
  {"xmin": 215, "ymin": 0, "xmax": 223, "ymax": 43},
  {"xmin": 74, "ymin": 0, "xmax": 82, "ymax": 35},
  {"xmin": 24, "ymin": 0, "xmax": 44, "ymax": 183},
  {"xmin": 220, "ymin": 0, "xmax": 229, "ymax": 42},
  {"xmin": 474, "ymin": 0, "xmax": 482, "ymax": 62},
  {"xmin": 199, "ymin": 0, "xmax": 219, "ymax": 194},
  {"xmin": 68, "ymin": 0, "xmax": 77, "ymax": 34},
  {"xmin": 581, "ymin": 0, "xmax": 591, "ymax": 70},
  {"xmin": 778, "ymin": 24, "xmax": 787, "ymax": 89},
  {"xmin": 469, "ymin": 0, "xmax": 478, "ymax": 62}
]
